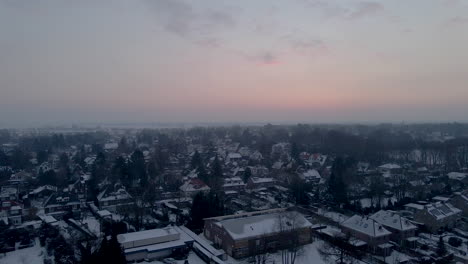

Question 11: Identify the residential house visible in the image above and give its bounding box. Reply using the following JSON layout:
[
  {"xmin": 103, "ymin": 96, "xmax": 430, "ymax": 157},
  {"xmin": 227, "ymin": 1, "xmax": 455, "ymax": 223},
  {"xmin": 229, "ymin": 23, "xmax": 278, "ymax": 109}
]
[
  {"xmin": 179, "ymin": 178, "xmax": 210, "ymax": 197},
  {"xmin": 248, "ymin": 166, "xmax": 269, "ymax": 177},
  {"xmin": 340, "ymin": 215, "xmax": 392, "ymax": 256},
  {"xmin": 29, "ymin": 185, "xmax": 57, "ymax": 199},
  {"xmin": 8, "ymin": 171, "xmax": 30, "ymax": 185},
  {"xmin": 271, "ymin": 143, "xmax": 291, "ymax": 158},
  {"xmin": 249, "ymin": 151, "xmax": 263, "ymax": 161},
  {"xmin": 43, "ymin": 193, "xmax": 81, "ymax": 219},
  {"xmin": 222, "ymin": 177, "xmax": 246, "ymax": 192},
  {"xmin": 413, "ymin": 202, "xmax": 462, "ymax": 232},
  {"xmin": 300, "ymin": 169, "xmax": 322, "ymax": 184},
  {"xmin": 0, "ymin": 200, "xmax": 23, "ymax": 225},
  {"xmin": 0, "ymin": 187, "xmax": 18, "ymax": 201},
  {"xmin": 449, "ymin": 192, "xmax": 468, "ymax": 217},
  {"xmin": 246, "ymin": 177, "xmax": 276, "ymax": 189},
  {"xmin": 378, "ymin": 163, "xmax": 402, "ymax": 176},
  {"xmin": 369, "ymin": 210, "xmax": 417, "ymax": 245},
  {"xmin": 226, "ymin": 153, "xmax": 242, "ymax": 163},
  {"xmin": 97, "ymin": 187, "xmax": 133, "ymax": 212},
  {"xmin": 307, "ymin": 154, "xmax": 328, "ymax": 168}
]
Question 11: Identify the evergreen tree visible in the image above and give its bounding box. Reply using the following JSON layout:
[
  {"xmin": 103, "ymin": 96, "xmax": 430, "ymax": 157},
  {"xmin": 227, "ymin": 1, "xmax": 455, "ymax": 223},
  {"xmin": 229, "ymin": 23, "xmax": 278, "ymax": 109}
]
[
  {"xmin": 290, "ymin": 174, "xmax": 310, "ymax": 205},
  {"xmin": 59, "ymin": 152, "xmax": 69, "ymax": 168},
  {"xmin": 39, "ymin": 169, "xmax": 57, "ymax": 186},
  {"xmin": 84, "ymin": 234, "xmax": 126, "ymax": 264},
  {"xmin": 209, "ymin": 155, "xmax": 223, "ymax": 190},
  {"xmin": 290, "ymin": 142, "xmax": 300, "ymax": 161},
  {"xmin": 129, "ymin": 150, "xmax": 147, "ymax": 185},
  {"xmin": 436, "ymin": 236, "xmax": 447, "ymax": 256},
  {"xmin": 112, "ymin": 156, "xmax": 128, "ymax": 184},
  {"xmin": 328, "ymin": 157, "xmax": 348, "ymax": 205},
  {"xmin": 190, "ymin": 150, "xmax": 203, "ymax": 170},
  {"xmin": 188, "ymin": 191, "xmax": 224, "ymax": 232},
  {"xmin": 243, "ymin": 167, "xmax": 252, "ymax": 183}
]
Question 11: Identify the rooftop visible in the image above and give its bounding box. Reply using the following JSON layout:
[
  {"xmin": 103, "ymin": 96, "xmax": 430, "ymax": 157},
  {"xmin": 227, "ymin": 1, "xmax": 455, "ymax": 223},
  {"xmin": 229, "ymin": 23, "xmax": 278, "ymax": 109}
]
[
  {"xmin": 341, "ymin": 215, "xmax": 391, "ymax": 238},
  {"xmin": 370, "ymin": 210, "xmax": 417, "ymax": 231},
  {"xmin": 215, "ymin": 210, "xmax": 312, "ymax": 240}
]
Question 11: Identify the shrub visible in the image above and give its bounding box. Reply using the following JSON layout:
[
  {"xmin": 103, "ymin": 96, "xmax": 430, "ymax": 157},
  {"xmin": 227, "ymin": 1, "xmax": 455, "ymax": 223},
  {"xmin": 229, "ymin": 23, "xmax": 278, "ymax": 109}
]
[{"xmin": 448, "ymin": 237, "xmax": 462, "ymax": 247}]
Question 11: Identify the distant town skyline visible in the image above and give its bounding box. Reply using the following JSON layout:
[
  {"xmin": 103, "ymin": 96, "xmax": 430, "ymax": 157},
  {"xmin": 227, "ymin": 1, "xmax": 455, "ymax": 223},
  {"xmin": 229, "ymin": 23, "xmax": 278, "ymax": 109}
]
[{"xmin": 1, "ymin": 0, "xmax": 468, "ymax": 127}]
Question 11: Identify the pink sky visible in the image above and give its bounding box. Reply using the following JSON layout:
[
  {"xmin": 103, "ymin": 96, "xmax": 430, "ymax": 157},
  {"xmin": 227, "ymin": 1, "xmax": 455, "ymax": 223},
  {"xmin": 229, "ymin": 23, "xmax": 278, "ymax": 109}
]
[{"xmin": 1, "ymin": 0, "xmax": 468, "ymax": 127}]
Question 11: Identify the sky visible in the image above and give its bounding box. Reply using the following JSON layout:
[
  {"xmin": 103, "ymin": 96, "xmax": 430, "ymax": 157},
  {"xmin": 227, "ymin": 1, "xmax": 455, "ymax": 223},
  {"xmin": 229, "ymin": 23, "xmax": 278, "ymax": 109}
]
[{"xmin": 1, "ymin": 0, "xmax": 468, "ymax": 127}]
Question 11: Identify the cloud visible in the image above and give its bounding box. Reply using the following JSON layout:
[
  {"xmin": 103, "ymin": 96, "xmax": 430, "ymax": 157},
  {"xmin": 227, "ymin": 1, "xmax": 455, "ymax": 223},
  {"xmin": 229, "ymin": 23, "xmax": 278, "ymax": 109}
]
[
  {"xmin": 291, "ymin": 39, "xmax": 327, "ymax": 55},
  {"xmin": 298, "ymin": 0, "xmax": 348, "ymax": 19},
  {"xmin": 298, "ymin": 0, "xmax": 383, "ymax": 20},
  {"xmin": 348, "ymin": 1, "xmax": 384, "ymax": 20},
  {"xmin": 205, "ymin": 10, "xmax": 236, "ymax": 28},
  {"xmin": 445, "ymin": 16, "xmax": 468, "ymax": 26},
  {"xmin": 193, "ymin": 37, "xmax": 223, "ymax": 48},
  {"xmin": 281, "ymin": 31, "xmax": 327, "ymax": 57},
  {"xmin": 441, "ymin": 0, "xmax": 464, "ymax": 7},
  {"xmin": 247, "ymin": 51, "xmax": 280, "ymax": 65},
  {"xmin": 145, "ymin": 0, "xmax": 236, "ymax": 37},
  {"xmin": 145, "ymin": 0, "xmax": 195, "ymax": 36}
]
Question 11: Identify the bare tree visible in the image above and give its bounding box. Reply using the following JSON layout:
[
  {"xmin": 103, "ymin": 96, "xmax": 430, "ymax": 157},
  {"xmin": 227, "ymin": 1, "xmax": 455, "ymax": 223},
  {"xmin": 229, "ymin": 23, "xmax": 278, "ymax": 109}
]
[
  {"xmin": 250, "ymin": 242, "xmax": 271, "ymax": 264},
  {"xmin": 276, "ymin": 211, "xmax": 306, "ymax": 264},
  {"xmin": 317, "ymin": 233, "xmax": 360, "ymax": 264}
]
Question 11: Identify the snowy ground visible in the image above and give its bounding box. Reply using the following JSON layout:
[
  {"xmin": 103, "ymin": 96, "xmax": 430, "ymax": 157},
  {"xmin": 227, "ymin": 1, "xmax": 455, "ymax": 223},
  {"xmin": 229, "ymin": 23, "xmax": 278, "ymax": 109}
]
[
  {"xmin": 140, "ymin": 251, "xmax": 205, "ymax": 264},
  {"xmin": 0, "ymin": 239, "xmax": 44, "ymax": 264},
  {"xmin": 225, "ymin": 241, "xmax": 328, "ymax": 264},
  {"xmin": 82, "ymin": 216, "xmax": 101, "ymax": 236},
  {"xmin": 136, "ymin": 242, "xmax": 328, "ymax": 264},
  {"xmin": 317, "ymin": 208, "xmax": 349, "ymax": 223},
  {"xmin": 360, "ymin": 197, "xmax": 397, "ymax": 208}
]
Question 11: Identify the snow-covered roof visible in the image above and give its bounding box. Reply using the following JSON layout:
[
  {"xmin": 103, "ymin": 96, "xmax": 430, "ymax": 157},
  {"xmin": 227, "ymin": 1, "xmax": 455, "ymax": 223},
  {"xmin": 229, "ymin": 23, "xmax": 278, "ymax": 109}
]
[
  {"xmin": 341, "ymin": 215, "xmax": 391, "ymax": 238},
  {"xmin": 432, "ymin": 196, "xmax": 450, "ymax": 202},
  {"xmin": 118, "ymin": 227, "xmax": 179, "ymax": 244},
  {"xmin": 417, "ymin": 167, "xmax": 428, "ymax": 172},
  {"xmin": 10, "ymin": 205, "xmax": 21, "ymax": 210},
  {"xmin": 301, "ymin": 169, "xmax": 321, "ymax": 180},
  {"xmin": 308, "ymin": 154, "xmax": 327, "ymax": 166},
  {"xmin": 97, "ymin": 188, "xmax": 132, "ymax": 202},
  {"xmin": 216, "ymin": 211, "xmax": 312, "ymax": 240},
  {"xmin": 447, "ymin": 172, "xmax": 467, "ymax": 180},
  {"xmin": 38, "ymin": 214, "xmax": 58, "ymax": 224},
  {"xmin": 104, "ymin": 142, "xmax": 118, "ymax": 150},
  {"xmin": 370, "ymin": 210, "xmax": 417, "ymax": 231},
  {"xmin": 119, "ymin": 226, "xmax": 195, "ymax": 254},
  {"xmin": 379, "ymin": 163, "xmax": 401, "ymax": 170},
  {"xmin": 223, "ymin": 177, "xmax": 245, "ymax": 187},
  {"xmin": 227, "ymin": 153, "xmax": 242, "ymax": 159},
  {"xmin": 179, "ymin": 178, "xmax": 210, "ymax": 193},
  {"xmin": 29, "ymin": 185, "xmax": 57, "ymax": 195},
  {"xmin": 250, "ymin": 177, "xmax": 275, "ymax": 184},
  {"xmin": 404, "ymin": 203, "xmax": 425, "ymax": 210},
  {"xmin": 424, "ymin": 202, "xmax": 462, "ymax": 220},
  {"xmin": 97, "ymin": 210, "xmax": 112, "ymax": 217}
]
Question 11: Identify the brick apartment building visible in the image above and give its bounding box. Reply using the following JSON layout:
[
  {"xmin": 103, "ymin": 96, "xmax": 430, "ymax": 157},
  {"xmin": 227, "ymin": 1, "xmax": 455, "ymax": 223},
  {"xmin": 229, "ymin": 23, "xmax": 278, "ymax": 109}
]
[{"xmin": 204, "ymin": 208, "xmax": 312, "ymax": 259}]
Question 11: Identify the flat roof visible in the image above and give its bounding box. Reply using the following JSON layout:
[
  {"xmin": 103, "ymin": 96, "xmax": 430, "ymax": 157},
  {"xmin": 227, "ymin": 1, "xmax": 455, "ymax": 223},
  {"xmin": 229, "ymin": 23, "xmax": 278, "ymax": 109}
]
[
  {"xmin": 118, "ymin": 227, "xmax": 178, "ymax": 244},
  {"xmin": 217, "ymin": 211, "xmax": 312, "ymax": 240}
]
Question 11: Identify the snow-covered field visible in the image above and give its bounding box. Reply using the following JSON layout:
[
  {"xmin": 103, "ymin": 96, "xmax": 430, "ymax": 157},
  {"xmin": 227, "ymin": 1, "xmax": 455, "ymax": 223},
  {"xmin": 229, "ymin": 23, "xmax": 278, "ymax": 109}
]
[
  {"xmin": 317, "ymin": 208, "xmax": 349, "ymax": 223},
  {"xmin": 140, "ymin": 251, "xmax": 205, "ymax": 264},
  {"xmin": 82, "ymin": 216, "xmax": 101, "ymax": 236},
  {"xmin": 226, "ymin": 241, "xmax": 328, "ymax": 264},
  {"xmin": 136, "ymin": 242, "xmax": 328, "ymax": 264},
  {"xmin": 0, "ymin": 239, "xmax": 44, "ymax": 264}
]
